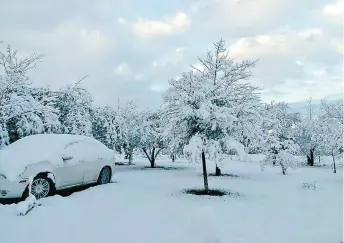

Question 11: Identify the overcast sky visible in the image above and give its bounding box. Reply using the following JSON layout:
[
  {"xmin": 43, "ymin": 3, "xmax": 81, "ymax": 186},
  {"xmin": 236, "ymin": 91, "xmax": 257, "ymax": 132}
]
[{"xmin": 1, "ymin": 0, "xmax": 343, "ymax": 109}]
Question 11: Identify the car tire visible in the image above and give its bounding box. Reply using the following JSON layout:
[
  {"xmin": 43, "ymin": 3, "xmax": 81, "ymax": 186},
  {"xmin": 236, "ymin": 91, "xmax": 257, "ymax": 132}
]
[
  {"xmin": 97, "ymin": 167, "xmax": 112, "ymax": 185},
  {"xmin": 22, "ymin": 174, "xmax": 55, "ymax": 200}
]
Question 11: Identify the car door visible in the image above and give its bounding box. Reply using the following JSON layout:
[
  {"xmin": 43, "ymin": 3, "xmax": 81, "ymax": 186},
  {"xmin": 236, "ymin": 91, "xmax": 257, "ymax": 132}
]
[
  {"xmin": 81, "ymin": 141, "xmax": 108, "ymax": 184},
  {"xmin": 82, "ymin": 158, "xmax": 103, "ymax": 184},
  {"xmin": 54, "ymin": 141, "xmax": 86, "ymax": 189}
]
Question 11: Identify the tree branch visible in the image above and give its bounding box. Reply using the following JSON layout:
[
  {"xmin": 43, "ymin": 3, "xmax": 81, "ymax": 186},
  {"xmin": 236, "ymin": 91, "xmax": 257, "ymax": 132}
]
[
  {"xmin": 154, "ymin": 148, "xmax": 163, "ymax": 160},
  {"xmin": 142, "ymin": 148, "xmax": 152, "ymax": 163}
]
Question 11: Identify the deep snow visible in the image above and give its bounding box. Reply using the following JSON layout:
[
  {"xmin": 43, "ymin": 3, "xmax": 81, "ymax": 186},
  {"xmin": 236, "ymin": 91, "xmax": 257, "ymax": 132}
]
[{"xmin": 0, "ymin": 158, "xmax": 342, "ymax": 243}]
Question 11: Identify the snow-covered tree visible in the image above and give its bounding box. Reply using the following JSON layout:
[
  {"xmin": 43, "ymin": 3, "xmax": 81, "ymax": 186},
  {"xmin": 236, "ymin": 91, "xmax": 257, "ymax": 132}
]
[
  {"xmin": 291, "ymin": 99, "xmax": 343, "ymax": 168},
  {"xmin": 160, "ymin": 108, "xmax": 189, "ymax": 163},
  {"xmin": 262, "ymin": 101, "xmax": 301, "ymax": 140},
  {"xmin": 317, "ymin": 99, "xmax": 343, "ymax": 173},
  {"xmin": 164, "ymin": 124, "xmax": 186, "ymax": 162},
  {"xmin": 0, "ymin": 123, "xmax": 8, "ymax": 148},
  {"xmin": 140, "ymin": 111, "xmax": 165, "ymax": 168},
  {"xmin": 261, "ymin": 101, "xmax": 301, "ymax": 174},
  {"xmin": 29, "ymin": 87, "xmax": 62, "ymax": 134},
  {"xmin": 112, "ymin": 100, "xmax": 143, "ymax": 164},
  {"xmin": 262, "ymin": 131, "xmax": 300, "ymax": 175},
  {"xmin": 91, "ymin": 105, "xmax": 117, "ymax": 150},
  {"xmin": 316, "ymin": 120, "xmax": 343, "ymax": 173},
  {"xmin": 0, "ymin": 44, "xmax": 60, "ymax": 147},
  {"xmin": 293, "ymin": 117, "xmax": 321, "ymax": 166},
  {"xmin": 231, "ymin": 96, "xmax": 265, "ymax": 155},
  {"xmin": 162, "ymin": 39, "xmax": 258, "ymax": 190},
  {"xmin": 319, "ymin": 99, "xmax": 343, "ymax": 122},
  {"xmin": 55, "ymin": 78, "xmax": 93, "ymax": 137}
]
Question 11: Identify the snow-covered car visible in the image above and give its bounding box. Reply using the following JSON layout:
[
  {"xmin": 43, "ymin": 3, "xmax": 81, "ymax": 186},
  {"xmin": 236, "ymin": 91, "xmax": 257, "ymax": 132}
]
[{"xmin": 0, "ymin": 134, "xmax": 117, "ymax": 200}]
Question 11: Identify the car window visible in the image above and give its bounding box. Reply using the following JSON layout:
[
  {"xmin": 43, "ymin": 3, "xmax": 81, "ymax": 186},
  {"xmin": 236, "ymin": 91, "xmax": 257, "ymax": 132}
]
[
  {"xmin": 64, "ymin": 140, "xmax": 82, "ymax": 149},
  {"xmin": 62, "ymin": 140, "xmax": 111, "ymax": 165}
]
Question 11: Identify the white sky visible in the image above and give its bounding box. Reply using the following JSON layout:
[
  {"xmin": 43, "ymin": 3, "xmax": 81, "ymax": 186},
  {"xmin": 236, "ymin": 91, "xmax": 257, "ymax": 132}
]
[{"xmin": 1, "ymin": 0, "xmax": 343, "ymax": 108}]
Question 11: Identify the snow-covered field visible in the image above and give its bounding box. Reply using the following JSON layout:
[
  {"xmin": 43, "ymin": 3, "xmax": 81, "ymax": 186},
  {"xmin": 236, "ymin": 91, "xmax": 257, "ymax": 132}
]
[{"xmin": 0, "ymin": 158, "xmax": 342, "ymax": 243}]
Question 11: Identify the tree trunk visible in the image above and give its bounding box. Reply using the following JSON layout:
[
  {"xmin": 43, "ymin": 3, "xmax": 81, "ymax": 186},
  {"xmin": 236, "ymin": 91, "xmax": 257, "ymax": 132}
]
[
  {"xmin": 150, "ymin": 148, "xmax": 155, "ymax": 168},
  {"xmin": 272, "ymin": 148, "xmax": 277, "ymax": 166},
  {"xmin": 215, "ymin": 165, "xmax": 221, "ymax": 176},
  {"xmin": 128, "ymin": 148, "xmax": 134, "ymax": 165},
  {"xmin": 150, "ymin": 160, "xmax": 155, "ymax": 168},
  {"xmin": 128, "ymin": 153, "xmax": 133, "ymax": 165},
  {"xmin": 332, "ymin": 154, "xmax": 336, "ymax": 174},
  {"xmin": 143, "ymin": 147, "xmax": 162, "ymax": 168},
  {"xmin": 142, "ymin": 148, "xmax": 154, "ymax": 168},
  {"xmin": 201, "ymin": 151, "xmax": 209, "ymax": 191},
  {"xmin": 307, "ymin": 149, "xmax": 315, "ymax": 166},
  {"xmin": 280, "ymin": 162, "xmax": 286, "ymax": 175}
]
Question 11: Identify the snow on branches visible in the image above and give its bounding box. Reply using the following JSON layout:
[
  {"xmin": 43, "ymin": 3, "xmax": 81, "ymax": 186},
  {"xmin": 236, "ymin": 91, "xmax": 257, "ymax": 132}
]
[
  {"xmin": 183, "ymin": 134, "xmax": 204, "ymax": 164},
  {"xmin": 162, "ymin": 38, "xmax": 258, "ymax": 183},
  {"xmin": 113, "ymin": 100, "xmax": 143, "ymax": 163},
  {"xmin": 291, "ymin": 99, "xmax": 343, "ymax": 168},
  {"xmin": 317, "ymin": 99, "xmax": 343, "ymax": 172},
  {"xmin": 91, "ymin": 105, "xmax": 117, "ymax": 150},
  {"xmin": 261, "ymin": 101, "xmax": 301, "ymax": 174},
  {"xmin": 56, "ymin": 80, "xmax": 93, "ymax": 137},
  {"xmin": 261, "ymin": 136, "xmax": 300, "ymax": 175},
  {"xmin": 1, "ymin": 40, "xmax": 341, "ymax": 180},
  {"xmin": 0, "ymin": 43, "xmax": 59, "ymax": 148},
  {"xmin": 140, "ymin": 111, "xmax": 165, "ymax": 167}
]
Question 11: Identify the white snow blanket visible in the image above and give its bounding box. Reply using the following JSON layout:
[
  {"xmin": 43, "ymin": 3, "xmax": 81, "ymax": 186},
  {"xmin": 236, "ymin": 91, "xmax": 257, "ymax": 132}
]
[{"xmin": 0, "ymin": 158, "xmax": 342, "ymax": 243}]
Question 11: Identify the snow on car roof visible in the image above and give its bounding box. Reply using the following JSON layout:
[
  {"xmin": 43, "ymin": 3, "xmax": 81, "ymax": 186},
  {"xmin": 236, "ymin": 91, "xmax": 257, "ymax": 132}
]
[{"xmin": 0, "ymin": 134, "xmax": 116, "ymax": 181}]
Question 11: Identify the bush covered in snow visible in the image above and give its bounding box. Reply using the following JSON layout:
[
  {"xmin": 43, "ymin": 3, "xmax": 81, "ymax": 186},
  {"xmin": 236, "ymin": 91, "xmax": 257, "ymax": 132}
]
[
  {"xmin": 17, "ymin": 194, "xmax": 38, "ymax": 216},
  {"xmin": 301, "ymin": 182, "xmax": 317, "ymax": 190}
]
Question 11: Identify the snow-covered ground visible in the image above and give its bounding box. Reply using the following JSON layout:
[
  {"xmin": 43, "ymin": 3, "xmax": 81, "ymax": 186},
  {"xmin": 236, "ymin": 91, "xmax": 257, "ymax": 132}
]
[{"xmin": 0, "ymin": 158, "xmax": 342, "ymax": 243}]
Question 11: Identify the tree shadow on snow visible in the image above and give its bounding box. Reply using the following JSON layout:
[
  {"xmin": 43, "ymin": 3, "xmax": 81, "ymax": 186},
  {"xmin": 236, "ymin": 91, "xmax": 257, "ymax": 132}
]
[
  {"xmin": 134, "ymin": 166, "xmax": 188, "ymax": 171},
  {"xmin": 183, "ymin": 188, "xmax": 242, "ymax": 198},
  {"xmin": 57, "ymin": 184, "xmax": 95, "ymax": 197},
  {"xmin": 115, "ymin": 162, "xmax": 136, "ymax": 166},
  {"xmin": 208, "ymin": 173, "xmax": 241, "ymax": 178},
  {"xmin": 0, "ymin": 187, "xmax": 89, "ymax": 204},
  {"xmin": 0, "ymin": 183, "xmax": 116, "ymax": 205},
  {"xmin": 57, "ymin": 182, "xmax": 117, "ymax": 197},
  {"xmin": 196, "ymin": 173, "xmax": 246, "ymax": 178}
]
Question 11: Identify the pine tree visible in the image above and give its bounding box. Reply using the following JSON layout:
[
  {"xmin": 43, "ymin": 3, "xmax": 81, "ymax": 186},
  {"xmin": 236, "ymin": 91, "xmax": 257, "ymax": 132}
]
[{"xmin": 162, "ymin": 39, "xmax": 258, "ymax": 189}]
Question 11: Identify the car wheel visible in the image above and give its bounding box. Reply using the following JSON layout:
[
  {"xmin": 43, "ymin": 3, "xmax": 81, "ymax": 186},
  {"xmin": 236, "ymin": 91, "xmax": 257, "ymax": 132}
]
[
  {"xmin": 97, "ymin": 167, "xmax": 111, "ymax": 185},
  {"xmin": 30, "ymin": 175, "xmax": 54, "ymax": 200}
]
